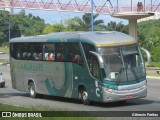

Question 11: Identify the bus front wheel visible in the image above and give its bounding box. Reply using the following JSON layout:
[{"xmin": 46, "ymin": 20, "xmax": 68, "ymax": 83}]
[
  {"xmin": 29, "ymin": 82, "xmax": 38, "ymax": 98},
  {"xmin": 79, "ymin": 89, "xmax": 90, "ymax": 105}
]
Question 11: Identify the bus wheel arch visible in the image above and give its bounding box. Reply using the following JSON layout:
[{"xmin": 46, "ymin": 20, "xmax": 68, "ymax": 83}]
[
  {"xmin": 78, "ymin": 85, "xmax": 90, "ymax": 105},
  {"xmin": 28, "ymin": 80, "xmax": 38, "ymax": 98}
]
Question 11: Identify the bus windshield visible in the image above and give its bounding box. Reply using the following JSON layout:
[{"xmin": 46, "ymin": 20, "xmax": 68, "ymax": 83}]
[{"xmin": 98, "ymin": 44, "xmax": 145, "ymax": 82}]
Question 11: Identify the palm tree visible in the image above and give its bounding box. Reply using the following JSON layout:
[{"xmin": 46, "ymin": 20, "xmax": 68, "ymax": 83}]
[
  {"xmin": 65, "ymin": 13, "xmax": 106, "ymax": 31},
  {"xmin": 106, "ymin": 21, "xmax": 128, "ymax": 34},
  {"xmin": 83, "ymin": 13, "xmax": 106, "ymax": 31}
]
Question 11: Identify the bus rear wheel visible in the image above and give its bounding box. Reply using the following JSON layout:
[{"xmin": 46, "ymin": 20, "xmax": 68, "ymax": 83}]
[
  {"xmin": 79, "ymin": 89, "xmax": 90, "ymax": 105},
  {"xmin": 29, "ymin": 82, "xmax": 38, "ymax": 98}
]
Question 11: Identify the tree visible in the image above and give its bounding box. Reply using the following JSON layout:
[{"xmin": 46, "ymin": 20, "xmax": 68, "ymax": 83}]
[
  {"xmin": 137, "ymin": 20, "xmax": 160, "ymax": 63},
  {"xmin": 43, "ymin": 23, "xmax": 65, "ymax": 34},
  {"xmin": 0, "ymin": 10, "xmax": 21, "ymax": 43},
  {"xmin": 151, "ymin": 46, "xmax": 160, "ymax": 62},
  {"xmin": 11, "ymin": 13, "xmax": 45, "ymax": 36},
  {"xmin": 138, "ymin": 20, "xmax": 160, "ymax": 51},
  {"xmin": 65, "ymin": 13, "xmax": 106, "ymax": 31},
  {"xmin": 106, "ymin": 21, "xmax": 128, "ymax": 34},
  {"xmin": 18, "ymin": 9, "xmax": 25, "ymax": 16},
  {"xmin": 0, "ymin": 10, "xmax": 45, "ymax": 45},
  {"xmin": 65, "ymin": 18, "xmax": 82, "ymax": 31}
]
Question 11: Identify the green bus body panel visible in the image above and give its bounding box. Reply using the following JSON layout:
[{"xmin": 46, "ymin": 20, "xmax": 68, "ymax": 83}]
[
  {"xmin": 47, "ymin": 39, "xmax": 66, "ymax": 43},
  {"xmin": 100, "ymin": 77, "xmax": 146, "ymax": 90},
  {"xmin": 10, "ymin": 58, "xmax": 103, "ymax": 101},
  {"xmin": 71, "ymin": 63, "xmax": 103, "ymax": 101}
]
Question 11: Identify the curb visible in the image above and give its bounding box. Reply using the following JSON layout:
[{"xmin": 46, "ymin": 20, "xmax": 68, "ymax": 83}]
[
  {"xmin": 146, "ymin": 76, "xmax": 160, "ymax": 79},
  {"xmin": 0, "ymin": 63, "xmax": 10, "ymax": 66}
]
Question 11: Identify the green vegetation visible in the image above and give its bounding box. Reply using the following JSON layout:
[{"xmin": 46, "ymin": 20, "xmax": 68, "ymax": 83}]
[
  {"xmin": 138, "ymin": 20, "xmax": 160, "ymax": 65},
  {"xmin": 0, "ymin": 10, "xmax": 127, "ymax": 43},
  {"xmin": 43, "ymin": 13, "xmax": 128, "ymax": 34},
  {"xmin": 147, "ymin": 73, "xmax": 160, "ymax": 77},
  {"xmin": 0, "ymin": 42, "xmax": 9, "ymax": 54},
  {"xmin": 0, "ymin": 60, "xmax": 9, "ymax": 65},
  {"xmin": 0, "ymin": 103, "xmax": 36, "ymax": 111},
  {"xmin": 0, "ymin": 103, "xmax": 96, "ymax": 120},
  {"xmin": 146, "ymin": 62, "xmax": 160, "ymax": 67},
  {"xmin": 64, "ymin": 13, "xmax": 106, "ymax": 31},
  {"xmin": 105, "ymin": 21, "xmax": 128, "ymax": 34},
  {"xmin": 0, "ymin": 10, "xmax": 45, "ymax": 45}
]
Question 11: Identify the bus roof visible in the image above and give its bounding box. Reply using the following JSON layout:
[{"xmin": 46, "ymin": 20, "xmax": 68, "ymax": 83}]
[{"xmin": 10, "ymin": 31, "xmax": 137, "ymax": 46}]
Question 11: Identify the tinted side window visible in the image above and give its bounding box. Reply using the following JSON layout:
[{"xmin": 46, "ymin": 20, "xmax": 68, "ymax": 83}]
[
  {"xmin": 67, "ymin": 43, "xmax": 83, "ymax": 65},
  {"xmin": 44, "ymin": 44, "xmax": 55, "ymax": 61},
  {"xmin": 11, "ymin": 43, "xmax": 43, "ymax": 60},
  {"xmin": 82, "ymin": 43, "xmax": 96, "ymax": 68},
  {"xmin": 89, "ymin": 55, "xmax": 101, "ymax": 80},
  {"xmin": 32, "ymin": 43, "xmax": 43, "ymax": 60},
  {"xmin": 55, "ymin": 43, "xmax": 65, "ymax": 62},
  {"xmin": 82, "ymin": 43, "xmax": 96, "ymax": 57},
  {"xmin": 10, "ymin": 43, "xmax": 21, "ymax": 59},
  {"xmin": 21, "ymin": 43, "xmax": 31, "ymax": 60}
]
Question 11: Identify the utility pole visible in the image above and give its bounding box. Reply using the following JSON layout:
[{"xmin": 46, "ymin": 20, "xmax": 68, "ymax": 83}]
[
  {"xmin": 144, "ymin": 0, "xmax": 145, "ymax": 12},
  {"xmin": 117, "ymin": 0, "xmax": 118, "ymax": 12},
  {"xmin": 131, "ymin": 0, "xmax": 132, "ymax": 12},
  {"xmin": 151, "ymin": 0, "xmax": 152, "ymax": 11},
  {"xmin": 91, "ymin": 0, "xmax": 94, "ymax": 31}
]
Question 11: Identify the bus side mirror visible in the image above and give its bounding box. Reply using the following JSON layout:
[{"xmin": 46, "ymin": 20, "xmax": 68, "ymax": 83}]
[
  {"xmin": 88, "ymin": 51, "xmax": 105, "ymax": 81},
  {"xmin": 140, "ymin": 48, "xmax": 151, "ymax": 63},
  {"xmin": 89, "ymin": 51, "xmax": 104, "ymax": 68}
]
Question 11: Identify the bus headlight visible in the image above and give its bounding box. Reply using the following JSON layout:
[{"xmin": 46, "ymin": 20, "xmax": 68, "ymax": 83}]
[
  {"xmin": 104, "ymin": 88, "xmax": 117, "ymax": 93},
  {"xmin": 141, "ymin": 84, "xmax": 146, "ymax": 89}
]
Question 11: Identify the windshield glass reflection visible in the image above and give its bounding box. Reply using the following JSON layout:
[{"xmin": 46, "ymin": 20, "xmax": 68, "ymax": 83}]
[{"xmin": 98, "ymin": 44, "xmax": 145, "ymax": 82}]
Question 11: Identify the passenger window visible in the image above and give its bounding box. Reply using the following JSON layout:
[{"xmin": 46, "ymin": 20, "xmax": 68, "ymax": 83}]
[
  {"xmin": 10, "ymin": 43, "xmax": 21, "ymax": 59},
  {"xmin": 21, "ymin": 43, "xmax": 29, "ymax": 60},
  {"xmin": 55, "ymin": 43, "xmax": 65, "ymax": 62},
  {"xmin": 44, "ymin": 44, "xmax": 55, "ymax": 61},
  {"xmin": 32, "ymin": 44, "xmax": 43, "ymax": 60},
  {"xmin": 68, "ymin": 43, "xmax": 83, "ymax": 65},
  {"xmin": 10, "ymin": 43, "xmax": 20, "ymax": 59}
]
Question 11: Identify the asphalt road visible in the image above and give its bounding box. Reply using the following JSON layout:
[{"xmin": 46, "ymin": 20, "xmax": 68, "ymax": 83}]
[{"xmin": 0, "ymin": 65, "xmax": 160, "ymax": 118}]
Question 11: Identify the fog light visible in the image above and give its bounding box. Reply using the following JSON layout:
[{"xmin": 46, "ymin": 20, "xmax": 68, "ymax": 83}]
[
  {"xmin": 104, "ymin": 88, "xmax": 116, "ymax": 93},
  {"xmin": 142, "ymin": 85, "xmax": 146, "ymax": 89}
]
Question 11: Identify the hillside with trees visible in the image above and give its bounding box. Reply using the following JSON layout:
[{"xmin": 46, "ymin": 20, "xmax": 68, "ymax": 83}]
[
  {"xmin": 0, "ymin": 10, "xmax": 45, "ymax": 45},
  {"xmin": 137, "ymin": 19, "xmax": 160, "ymax": 64}
]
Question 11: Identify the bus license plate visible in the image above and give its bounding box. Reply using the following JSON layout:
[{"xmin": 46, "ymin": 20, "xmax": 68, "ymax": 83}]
[{"xmin": 125, "ymin": 95, "xmax": 133, "ymax": 99}]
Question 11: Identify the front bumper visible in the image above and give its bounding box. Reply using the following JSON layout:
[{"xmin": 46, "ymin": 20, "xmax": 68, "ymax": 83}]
[{"xmin": 102, "ymin": 81, "xmax": 147, "ymax": 102}]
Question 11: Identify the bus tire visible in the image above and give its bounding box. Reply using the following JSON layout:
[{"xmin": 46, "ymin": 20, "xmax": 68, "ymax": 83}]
[
  {"xmin": 0, "ymin": 83, "xmax": 5, "ymax": 88},
  {"xmin": 29, "ymin": 82, "xmax": 38, "ymax": 98},
  {"xmin": 79, "ymin": 89, "xmax": 90, "ymax": 105}
]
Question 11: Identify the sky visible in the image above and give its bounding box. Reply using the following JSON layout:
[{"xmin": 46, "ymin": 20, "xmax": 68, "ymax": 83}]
[
  {"xmin": 20, "ymin": 9, "xmax": 128, "ymax": 25},
  {"xmin": 10, "ymin": 0, "xmax": 158, "ymax": 25}
]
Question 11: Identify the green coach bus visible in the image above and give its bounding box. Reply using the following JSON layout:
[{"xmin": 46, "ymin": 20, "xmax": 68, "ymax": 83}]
[{"xmin": 10, "ymin": 31, "xmax": 147, "ymax": 104}]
